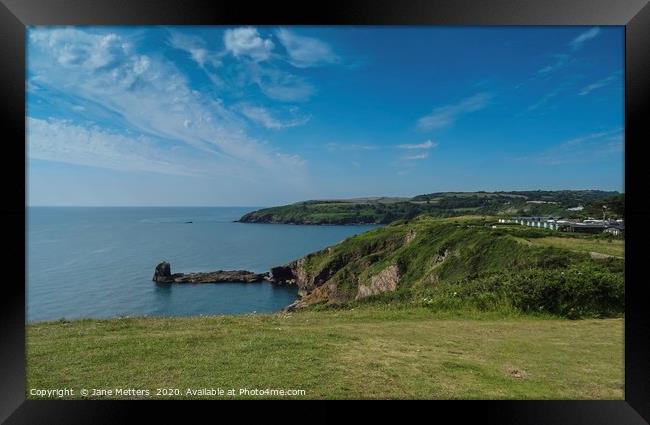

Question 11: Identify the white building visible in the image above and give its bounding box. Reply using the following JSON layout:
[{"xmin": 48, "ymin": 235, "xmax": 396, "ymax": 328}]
[{"xmin": 604, "ymin": 227, "xmax": 623, "ymax": 236}]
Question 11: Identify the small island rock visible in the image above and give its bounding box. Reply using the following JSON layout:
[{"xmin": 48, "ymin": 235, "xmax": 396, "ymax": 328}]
[
  {"xmin": 153, "ymin": 261, "xmax": 173, "ymax": 283},
  {"xmin": 152, "ymin": 262, "xmax": 269, "ymax": 284}
]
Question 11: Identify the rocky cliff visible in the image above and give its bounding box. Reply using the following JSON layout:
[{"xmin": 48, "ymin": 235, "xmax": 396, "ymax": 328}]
[{"xmin": 268, "ymin": 215, "xmax": 624, "ymax": 314}]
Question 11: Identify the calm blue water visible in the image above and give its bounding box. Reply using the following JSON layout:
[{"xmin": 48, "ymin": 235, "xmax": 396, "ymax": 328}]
[{"xmin": 27, "ymin": 207, "xmax": 376, "ymax": 322}]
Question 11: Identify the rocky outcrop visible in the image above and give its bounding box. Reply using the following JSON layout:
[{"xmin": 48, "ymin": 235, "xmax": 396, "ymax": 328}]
[
  {"xmin": 269, "ymin": 256, "xmax": 336, "ymax": 312},
  {"xmin": 153, "ymin": 261, "xmax": 172, "ymax": 281},
  {"xmin": 270, "ymin": 265, "xmax": 296, "ymax": 284},
  {"xmin": 276, "ymin": 241, "xmax": 405, "ymax": 311},
  {"xmin": 152, "ymin": 261, "xmax": 183, "ymax": 283},
  {"xmin": 405, "ymin": 229, "xmax": 417, "ymax": 244},
  {"xmin": 285, "ymin": 281, "xmax": 341, "ymax": 312},
  {"xmin": 270, "ymin": 259, "xmax": 314, "ymax": 292},
  {"xmin": 152, "ymin": 262, "xmax": 269, "ymax": 284},
  {"xmin": 172, "ymin": 270, "xmax": 270, "ymax": 283},
  {"xmin": 356, "ymin": 264, "xmax": 400, "ymax": 300}
]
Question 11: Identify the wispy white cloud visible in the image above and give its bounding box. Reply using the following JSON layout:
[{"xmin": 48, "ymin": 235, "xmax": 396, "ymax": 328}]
[
  {"xmin": 224, "ymin": 27, "xmax": 274, "ymax": 62},
  {"xmin": 169, "ymin": 27, "xmax": 318, "ymax": 102},
  {"xmin": 570, "ymin": 27, "xmax": 601, "ymax": 50},
  {"xmin": 536, "ymin": 54, "xmax": 570, "ymax": 75},
  {"xmin": 326, "ymin": 142, "xmax": 377, "ymax": 152},
  {"xmin": 276, "ymin": 28, "xmax": 339, "ymax": 68},
  {"xmin": 528, "ymin": 28, "xmax": 600, "ymax": 84},
  {"xmin": 28, "ymin": 117, "xmax": 200, "ymax": 176},
  {"xmin": 524, "ymin": 73, "xmax": 586, "ymax": 113},
  {"xmin": 29, "ymin": 29, "xmax": 131, "ymax": 70},
  {"xmin": 401, "ymin": 152, "xmax": 429, "ymax": 161},
  {"xmin": 275, "ymin": 152, "xmax": 306, "ymax": 167},
  {"xmin": 169, "ymin": 31, "xmax": 222, "ymax": 68},
  {"xmin": 239, "ymin": 104, "xmax": 310, "ymax": 129},
  {"xmin": 250, "ymin": 64, "xmax": 316, "ymax": 101},
  {"xmin": 27, "ymin": 117, "xmax": 311, "ymax": 199},
  {"xmin": 522, "ymin": 129, "xmax": 623, "ymax": 165},
  {"xmin": 527, "ymin": 89, "xmax": 561, "ymax": 111},
  {"xmin": 397, "ymin": 140, "xmax": 438, "ymax": 150},
  {"xmin": 168, "ymin": 31, "xmax": 226, "ymax": 87},
  {"xmin": 397, "ymin": 139, "xmax": 437, "ymax": 162},
  {"xmin": 417, "ymin": 93, "xmax": 491, "ymax": 131},
  {"xmin": 28, "ymin": 27, "xmax": 307, "ymax": 182},
  {"xmin": 579, "ymin": 73, "xmax": 619, "ymax": 96}
]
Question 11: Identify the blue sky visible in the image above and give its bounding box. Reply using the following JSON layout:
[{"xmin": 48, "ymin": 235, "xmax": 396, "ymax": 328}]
[{"xmin": 27, "ymin": 26, "xmax": 624, "ymax": 206}]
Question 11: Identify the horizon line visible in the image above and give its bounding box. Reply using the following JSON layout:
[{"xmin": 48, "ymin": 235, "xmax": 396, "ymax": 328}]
[{"xmin": 26, "ymin": 188, "xmax": 623, "ymax": 208}]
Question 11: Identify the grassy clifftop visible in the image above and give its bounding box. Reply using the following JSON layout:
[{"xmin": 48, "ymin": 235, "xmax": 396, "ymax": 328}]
[
  {"xmin": 27, "ymin": 308, "xmax": 623, "ymax": 399},
  {"xmin": 283, "ymin": 216, "xmax": 624, "ymax": 318},
  {"xmin": 237, "ymin": 190, "xmax": 620, "ymax": 225}
]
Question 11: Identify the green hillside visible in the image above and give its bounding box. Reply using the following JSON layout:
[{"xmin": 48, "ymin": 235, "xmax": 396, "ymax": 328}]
[
  {"xmin": 279, "ymin": 216, "xmax": 623, "ymax": 319},
  {"xmin": 237, "ymin": 190, "xmax": 620, "ymax": 225}
]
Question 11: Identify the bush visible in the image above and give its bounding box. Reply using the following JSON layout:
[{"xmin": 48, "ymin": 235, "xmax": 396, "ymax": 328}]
[
  {"xmin": 452, "ymin": 266, "xmax": 624, "ymax": 318},
  {"xmin": 534, "ymin": 248, "xmax": 575, "ymax": 269},
  {"xmin": 506, "ymin": 266, "xmax": 623, "ymax": 318}
]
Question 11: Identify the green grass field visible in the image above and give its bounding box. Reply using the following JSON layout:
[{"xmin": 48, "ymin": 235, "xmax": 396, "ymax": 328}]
[
  {"xmin": 529, "ymin": 236, "xmax": 624, "ymax": 258},
  {"xmin": 27, "ymin": 306, "xmax": 623, "ymax": 400}
]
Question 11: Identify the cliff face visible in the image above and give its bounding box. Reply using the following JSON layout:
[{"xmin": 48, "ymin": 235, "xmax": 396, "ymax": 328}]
[
  {"xmin": 272, "ymin": 215, "xmax": 623, "ymax": 313},
  {"xmin": 273, "ymin": 217, "xmax": 448, "ymax": 309}
]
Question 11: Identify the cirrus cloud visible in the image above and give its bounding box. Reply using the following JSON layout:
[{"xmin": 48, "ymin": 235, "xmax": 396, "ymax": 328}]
[
  {"xmin": 401, "ymin": 152, "xmax": 429, "ymax": 161},
  {"xmin": 27, "ymin": 27, "xmax": 308, "ymax": 184},
  {"xmin": 521, "ymin": 128, "xmax": 623, "ymax": 165},
  {"xmin": 276, "ymin": 28, "xmax": 339, "ymax": 68},
  {"xmin": 238, "ymin": 104, "xmax": 310, "ymax": 129},
  {"xmin": 579, "ymin": 73, "xmax": 620, "ymax": 96},
  {"xmin": 397, "ymin": 140, "xmax": 438, "ymax": 150},
  {"xmin": 417, "ymin": 93, "xmax": 491, "ymax": 131},
  {"xmin": 570, "ymin": 27, "xmax": 601, "ymax": 50}
]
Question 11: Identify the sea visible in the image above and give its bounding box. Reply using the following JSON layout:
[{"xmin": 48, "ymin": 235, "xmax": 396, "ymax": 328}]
[{"xmin": 27, "ymin": 207, "xmax": 376, "ymax": 322}]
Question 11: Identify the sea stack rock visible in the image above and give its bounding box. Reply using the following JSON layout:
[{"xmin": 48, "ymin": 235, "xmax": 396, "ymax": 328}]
[{"xmin": 153, "ymin": 261, "xmax": 173, "ymax": 283}]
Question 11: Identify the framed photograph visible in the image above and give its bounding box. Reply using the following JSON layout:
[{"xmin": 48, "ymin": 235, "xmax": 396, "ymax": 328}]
[{"xmin": 1, "ymin": 0, "xmax": 649, "ymax": 423}]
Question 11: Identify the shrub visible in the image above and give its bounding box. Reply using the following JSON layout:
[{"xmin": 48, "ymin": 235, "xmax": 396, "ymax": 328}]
[
  {"xmin": 507, "ymin": 266, "xmax": 623, "ymax": 318},
  {"xmin": 455, "ymin": 266, "xmax": 624, "ymax": 318}
]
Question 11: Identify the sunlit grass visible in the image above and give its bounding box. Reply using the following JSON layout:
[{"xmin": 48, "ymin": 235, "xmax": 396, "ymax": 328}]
[
  {"xmin": 528, "ymin": 236, "xmax": 624, "ymax": 258},
  {"xmin": 27, "ymin": 306, "xmax": 623, "ymax": 400}
]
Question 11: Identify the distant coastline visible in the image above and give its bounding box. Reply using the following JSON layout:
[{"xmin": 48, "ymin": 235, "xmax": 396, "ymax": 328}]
[{"xmin": 237, "ymin": 190, "xmax": 622, "ymax": 225}]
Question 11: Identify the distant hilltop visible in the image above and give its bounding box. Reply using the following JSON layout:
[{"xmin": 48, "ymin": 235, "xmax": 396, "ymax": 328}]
[{"xmin": 237, "ymin": 190, "xmax": 623, "ymax": 225}]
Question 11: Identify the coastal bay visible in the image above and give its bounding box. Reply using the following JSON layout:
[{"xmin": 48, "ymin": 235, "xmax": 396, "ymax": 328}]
[{"xmin": 27, "ymin": 207, "xmax": 376, "ymax": 321}]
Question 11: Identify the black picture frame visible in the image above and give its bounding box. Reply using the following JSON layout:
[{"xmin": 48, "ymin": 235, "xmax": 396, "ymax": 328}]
[{"xmin": 2, "ymin": 0, "xmax": 649, "ymax": 423}]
